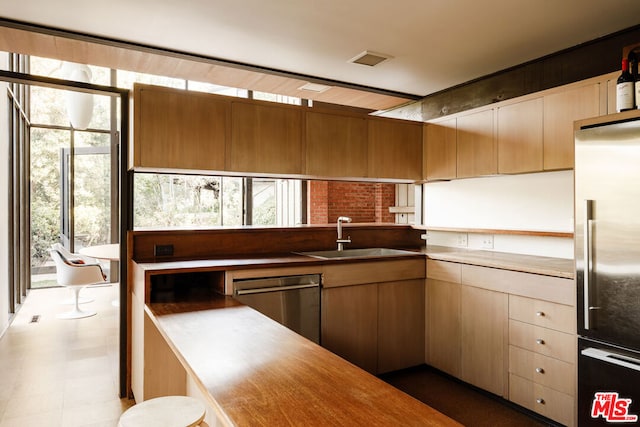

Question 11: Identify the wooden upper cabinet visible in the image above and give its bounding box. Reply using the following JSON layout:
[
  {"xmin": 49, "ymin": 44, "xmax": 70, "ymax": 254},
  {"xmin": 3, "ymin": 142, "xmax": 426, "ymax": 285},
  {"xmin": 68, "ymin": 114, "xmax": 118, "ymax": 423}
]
[
  {"xmin": 367, "ymin": 117, "xmax": 423, "ymax": 180},
  {"xmin": 457, "ymin": 109, "xmax": 496, "ymax": 178},
  {"xmin": 543, "ymin": 83, "xmax": 599, "ymax": 170},
  {"xmin": 305, "ymin": 110, "xmax": 368, "ymax": 178},
  {"xmin": 424, "ymin": 119, "xmax": 456, "ymax": 181},
  {"xmin": 229, "ymin": 100, "xmax": 303, "ymax": 175},
  {"xmin": 497, "ymin": 98, "xmax": 543, "ymax": 174},
  {"xmin": 132, "ymin": 84, "xmax": 229, "ymax": 171}
]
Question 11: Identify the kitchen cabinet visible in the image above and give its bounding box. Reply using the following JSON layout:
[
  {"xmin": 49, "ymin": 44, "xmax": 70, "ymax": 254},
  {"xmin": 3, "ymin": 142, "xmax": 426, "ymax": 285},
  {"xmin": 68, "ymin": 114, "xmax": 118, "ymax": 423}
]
[
  {"xmin": 460, "ymin": 284, "xmax": 508, "ymax": 397},
  {"xmin": 423, "ymin": 119, "xmax": 457, "ymax": 181},
  {"xmin": 133, "ymin": 84, "xmax": 229, "ymax": 171},
  {"xmin": 322, "ymin": 283, "xmax": 378, "ymax": 373},
  {"xmin": 543, "ymin": 83, "xmax": 600, "ymax": 170},
  {"xmin": 368, "ymin": 117, "xmax": 423, "ymax": 180},
  {"xmin": 322, "ymin": 258, "xmax": 425, "ymax": 374},
  {"xmin": 497, "ymin": 97, "xmax": 543, "ymax": 174},
  {"xmin": 305, "ymin": 110, "xmax": 368, "ymax": 178},
  {"xmin": 456, "ymin": 109, "xmax": 496, "ymax": 178},
  {"xmin": 425, "ymin": 260, "xmax": 461, "ymax": 377},
  {"xmin": 378, "ymin": 279, "xmax": 425, "ymax": 373},
  {"xmin": 229, "ymin": 100, "xmax": 303, "ymax": 175}
]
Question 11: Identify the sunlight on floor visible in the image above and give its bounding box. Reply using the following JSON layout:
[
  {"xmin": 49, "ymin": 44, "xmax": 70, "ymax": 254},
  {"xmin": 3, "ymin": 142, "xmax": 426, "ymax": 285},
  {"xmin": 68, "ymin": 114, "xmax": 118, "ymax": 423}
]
[{"xmin": 0, "ymin": 285, "xmax": 133, "ymax": 427}]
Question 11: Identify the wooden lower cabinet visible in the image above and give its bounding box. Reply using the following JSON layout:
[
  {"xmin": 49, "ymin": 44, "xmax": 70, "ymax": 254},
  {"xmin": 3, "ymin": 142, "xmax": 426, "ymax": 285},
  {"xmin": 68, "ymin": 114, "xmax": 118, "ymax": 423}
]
[
  {"xmin": 378, "ymin": 280, "xmax": 425, "ymax": 373},
  {"xmin": 321, "ymin": 283, "xmax": 378, "ymax": 373},
  {"xmin": 425, "ymin": 260, "xmax": 577, "ymax": 426},
  {"xmin": 426, "ymin": 276, "xmax": 461, "ymax": 377},
  {"xmin": 460, "ymin": 285, "xmax": 508, "ymax": 397}
]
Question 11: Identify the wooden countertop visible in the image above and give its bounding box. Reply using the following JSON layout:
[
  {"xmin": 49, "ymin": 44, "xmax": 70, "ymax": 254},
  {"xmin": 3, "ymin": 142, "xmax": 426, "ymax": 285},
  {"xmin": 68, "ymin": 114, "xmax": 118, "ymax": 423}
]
[
  {"xmin": 423, "ymin": 245, "xmax": 575, "ymax": 279},
  {"xmin": 147, "ymin": 297, "xmax": 460, "ymax": 427},
  {"xmin": 133, "ymin": 247, "xmax": 574, "ymax": 280}
]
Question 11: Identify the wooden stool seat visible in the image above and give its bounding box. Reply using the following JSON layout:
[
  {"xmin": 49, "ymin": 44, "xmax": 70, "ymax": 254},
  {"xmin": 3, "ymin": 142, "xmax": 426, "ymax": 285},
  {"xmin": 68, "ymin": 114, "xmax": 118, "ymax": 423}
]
[{"xmin": 118, "ymin": 396, "xmax": 205, "ymax": 427}]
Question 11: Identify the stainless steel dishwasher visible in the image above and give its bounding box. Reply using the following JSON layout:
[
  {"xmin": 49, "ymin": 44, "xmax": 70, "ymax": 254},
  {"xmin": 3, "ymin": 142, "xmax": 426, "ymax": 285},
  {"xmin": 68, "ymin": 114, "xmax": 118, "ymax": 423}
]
[{"xmin": 233, "ymin": 274, "xmax": 321, "ymax": 344}]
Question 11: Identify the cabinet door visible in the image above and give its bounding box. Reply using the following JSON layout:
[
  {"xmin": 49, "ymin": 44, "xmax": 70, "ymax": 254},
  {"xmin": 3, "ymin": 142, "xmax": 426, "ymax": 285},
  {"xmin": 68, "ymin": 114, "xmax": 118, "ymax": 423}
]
[
  {"xmin": 378, "ymin": 279, "xmax": 425, "ymax": 373},
  {"xmin": 229, "ymin": 101, "xmax": 303, "ymax": 175},
  {"xmin": 461, "ymin": 285, "xmax": 508, "ymax": 396},
  {"xmin": 321, "ymin": 284, "xmax": 378, "ymax": 374},
  {"xmin": 424, "ymin": 119, "xmax": 457, "ymax": 181},
  {"xmin": 426, "ymin": 277, "xmax": 461, "ymax": 377},
  {"xmin": 543, "ymin": 83, "xmax": 599, "ymax": 170},
  {"xmin": 368, "ymin": 117, "xmax": 422, "ymax": 180},
  {"xmin": 457, "ymin": 109, "xmax": 496, "ymax": 178},
  {"xmin": 497, "ymin": 98, "xmax": 543, "ymax": 174},
  {"xmin": 133, "ymin": 84, "xmax": 229, "ymax": 171},
  {"xmin": 305, "ymin": 111, "xmax": 368, "ymax": 178}
]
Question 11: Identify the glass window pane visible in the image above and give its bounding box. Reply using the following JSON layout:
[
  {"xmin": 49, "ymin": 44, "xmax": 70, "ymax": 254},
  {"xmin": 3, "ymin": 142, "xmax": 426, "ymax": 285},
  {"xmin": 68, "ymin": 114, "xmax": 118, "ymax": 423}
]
[
  {"xmin": 117, "ymin": 70, "xmax": 186, "ymax": 90},
  {"xmin": 222, "ymin": 177, "xmax": 243, "ymax": 226},
  {"xmin": 30, "ymin": 86, "xmax": 69, "ymax": 126},
  {"xmin": 74, "ymin": 149, "xmax": 111, "ymax": 247},
  {"xmin": 188, "ymin": 81, "xmax": 248, "ymax": 98},
  {"xmin": 253, "ymin": 91, "xmax": 301, "ymax": 105},
  {"xmin": 252, "ymin": 179, "xmax": 276, "ymax": 226},
  {"xmin": 133, "ymin": 174, "xmax": 222, "ymax": 229}
]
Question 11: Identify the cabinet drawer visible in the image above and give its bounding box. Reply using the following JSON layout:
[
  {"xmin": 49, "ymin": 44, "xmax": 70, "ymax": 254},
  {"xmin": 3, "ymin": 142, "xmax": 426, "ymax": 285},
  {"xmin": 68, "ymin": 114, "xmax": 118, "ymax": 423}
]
[
  {"xmin": 323, "ymin": 259, "xmax": 425, "ymax": 288},
  {"xmin": 509, "ymin": 373, "xmax": 574, "ymax": 427},
  {"xmin": 509, "ymin": 294, "xmax": 576, "ymax": 334},
  {"xmin": 426, "ymin": 259, "xmax": 461, "ymax": 283},
  {"xmin": 509, "ymin": 345, "xmax": 575, "ymax": 396},
  {"xmin": 461, "ymin": 264, "xmax": 575, "ymax": 306},
  {"xmin": 509, "ymin": 320, "xmax": 576, "ymax": 363}
]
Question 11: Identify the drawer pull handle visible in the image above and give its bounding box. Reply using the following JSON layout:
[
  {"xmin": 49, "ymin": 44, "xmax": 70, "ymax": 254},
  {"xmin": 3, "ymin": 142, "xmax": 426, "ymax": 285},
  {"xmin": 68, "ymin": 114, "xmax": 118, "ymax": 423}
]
[
  {"xmin": 536, "ymin": 339, "xmax": 545, "ymax": 345},
  {"xmin": 536, "ymin": 398, "xmax": 545, "ymax": 405},
  {"xmin": 536, "ymin": 311, "xmax": 545, "ymax": 317},
  {"xmin": 535, "ymin": 367, "xmax": 545, "ymax": 374}
]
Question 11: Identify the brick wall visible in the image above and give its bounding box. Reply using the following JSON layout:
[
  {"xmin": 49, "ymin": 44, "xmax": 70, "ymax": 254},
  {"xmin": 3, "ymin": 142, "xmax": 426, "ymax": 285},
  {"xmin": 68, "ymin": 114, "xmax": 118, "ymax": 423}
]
[{"xmin": 308, "ymin": 181, "xmax": 395, "ymax": 224}]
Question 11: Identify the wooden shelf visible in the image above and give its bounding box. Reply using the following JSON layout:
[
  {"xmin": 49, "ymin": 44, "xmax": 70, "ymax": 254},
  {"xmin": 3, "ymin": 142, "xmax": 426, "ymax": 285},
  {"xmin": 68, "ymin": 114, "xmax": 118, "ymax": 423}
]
[{"xmin": 413, "ymin": 225, "xmax": 573, "ymax": 238}]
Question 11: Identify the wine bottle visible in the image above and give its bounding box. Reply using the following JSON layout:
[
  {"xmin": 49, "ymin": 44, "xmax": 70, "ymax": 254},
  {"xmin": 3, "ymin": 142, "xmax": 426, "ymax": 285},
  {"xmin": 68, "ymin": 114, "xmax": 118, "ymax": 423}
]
[{"xmin": 617, "ymin": 58, "xmax": 634, "ymax": 112}]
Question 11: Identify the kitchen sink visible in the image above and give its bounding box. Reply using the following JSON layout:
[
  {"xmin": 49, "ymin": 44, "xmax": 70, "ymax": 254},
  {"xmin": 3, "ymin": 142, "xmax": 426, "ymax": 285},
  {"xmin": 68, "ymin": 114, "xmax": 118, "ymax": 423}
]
[{"xmin": 295, "ymin": 248, "xmax": 419, "ymax": 260}]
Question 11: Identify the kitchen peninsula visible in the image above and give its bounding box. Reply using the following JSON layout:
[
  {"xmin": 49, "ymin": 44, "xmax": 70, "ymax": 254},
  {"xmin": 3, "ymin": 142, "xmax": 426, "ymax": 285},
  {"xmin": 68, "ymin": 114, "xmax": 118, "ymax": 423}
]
[{"xmin": 129, "ymin": 225, "xmax": 575, "ymax": 426}]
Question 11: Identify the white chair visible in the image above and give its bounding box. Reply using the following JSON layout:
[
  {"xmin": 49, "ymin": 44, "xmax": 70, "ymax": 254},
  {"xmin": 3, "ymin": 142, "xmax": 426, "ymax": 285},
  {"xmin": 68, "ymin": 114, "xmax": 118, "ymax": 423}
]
[
  {"xmin": 118, "ymin": 396, "xmax": 206, "ymax": 427},
  {"xmin": 52, "ymin": 243, "xmax": 97, "ymax": 305},
  {"xmin": 50, "ymin": 247, "xmax": 106, "ymax": 319}
]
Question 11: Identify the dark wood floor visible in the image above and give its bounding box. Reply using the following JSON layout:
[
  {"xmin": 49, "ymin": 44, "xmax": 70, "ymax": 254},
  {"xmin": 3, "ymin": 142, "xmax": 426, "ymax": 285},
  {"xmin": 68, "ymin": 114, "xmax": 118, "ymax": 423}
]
[{"xmin": 380, "ymin": 365, "xmax": 558, "ymax": 427}]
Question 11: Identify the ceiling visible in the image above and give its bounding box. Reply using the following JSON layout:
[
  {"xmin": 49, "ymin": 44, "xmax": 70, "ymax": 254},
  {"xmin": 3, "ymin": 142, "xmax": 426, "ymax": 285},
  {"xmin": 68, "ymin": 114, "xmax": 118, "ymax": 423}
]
[{"xmin": 2, "ymin": 1, "xmax": 640, "ymax": 110}]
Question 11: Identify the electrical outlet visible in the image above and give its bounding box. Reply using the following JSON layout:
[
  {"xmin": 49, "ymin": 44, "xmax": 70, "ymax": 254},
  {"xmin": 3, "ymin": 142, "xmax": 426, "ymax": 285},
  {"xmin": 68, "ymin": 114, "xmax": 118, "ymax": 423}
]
[
  {"xmin": 154, "ymin": 244, "xmax": 174, "ymax": 257},
  {"xmin": 457, "ymin": 233, "xmax": 468, "ymax": 247},
  {"xmin": 481, "ymin": 235, "xmax": 494, "ymax": 249}
]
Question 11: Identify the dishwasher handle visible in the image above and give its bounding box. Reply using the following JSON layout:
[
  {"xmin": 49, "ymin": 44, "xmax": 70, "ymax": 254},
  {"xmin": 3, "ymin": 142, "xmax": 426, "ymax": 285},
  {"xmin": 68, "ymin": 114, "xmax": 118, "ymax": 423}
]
[{"xmin": 235, "ymin": 282, "xmax": 319, "ymax": 296}]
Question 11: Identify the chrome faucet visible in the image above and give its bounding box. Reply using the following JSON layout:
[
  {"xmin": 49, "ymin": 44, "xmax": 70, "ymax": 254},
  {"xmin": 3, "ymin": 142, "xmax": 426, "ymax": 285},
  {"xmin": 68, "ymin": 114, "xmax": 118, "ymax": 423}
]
[{"xmin": 336, "ymin": 216, "xmax": 352, "ymax": 251}]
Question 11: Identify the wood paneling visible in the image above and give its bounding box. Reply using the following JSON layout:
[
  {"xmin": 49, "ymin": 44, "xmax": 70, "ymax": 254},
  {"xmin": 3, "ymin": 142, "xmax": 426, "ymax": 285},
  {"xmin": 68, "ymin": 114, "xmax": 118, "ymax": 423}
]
[
  {"xmin": 133, "ymin": 84, "xmax": 229, "ymax": 171},
  {"xmin": 543, "ymin": 83, "xmax": 600, "ymax": 170},
  {"xmin": 367, "ymin": 117, "xmax": 423, "ymax": 180},
  {"xmin": 322, "ymin": 258, "xmax": 424, "ymax": 288},
  {"xmin": 509, "ymin": 374, "xmax": 575, "ymax": 427},
  {"xmin": 497, "ymin": 98, "xmax": 543, "ymax": 174},
  {"xmin": 509, "ymin": 346, "xmax": 575, "ymax": 396},
  {"xmin": 229, "ymin": 100, "xmax": 303, "ymax": 175},
  {"xmin": 305, "ymin": 110, "xmax": 368, "ymax": 177},
  {"xmin": 456, "ymin": 109, "xmax": 496, "ymax": 178},
  {"xmin": 509, "ymin": 294, "xmax": 575, "ymax": 333},
  {"xmin": 509, "ymin": 320, "xmax": 576, "ymax": 364},
  {"xmin": 424, "ymin": 119, "xmax": 457, "ymax": 180},
  {"xmin": 129, "ymin": 225, "xmax": 425, "ymax": 262}
]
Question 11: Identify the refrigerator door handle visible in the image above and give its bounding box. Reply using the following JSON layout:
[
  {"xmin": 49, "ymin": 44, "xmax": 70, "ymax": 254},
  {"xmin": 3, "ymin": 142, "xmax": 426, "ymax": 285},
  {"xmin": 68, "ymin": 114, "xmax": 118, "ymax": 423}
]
[
  {"xmin": 582, "ymin": 347, "xmax": 640, "ymax": 373},
  {"xmin": 584, "ymin": 199, "xmax": 593, "ymax": 330}
]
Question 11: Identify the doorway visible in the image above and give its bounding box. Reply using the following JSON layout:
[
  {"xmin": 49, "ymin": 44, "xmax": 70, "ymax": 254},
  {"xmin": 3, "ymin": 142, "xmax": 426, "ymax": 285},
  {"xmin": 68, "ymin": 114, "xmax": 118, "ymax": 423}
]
[{"xmin": 1, "ymin": 61, "xmax": 130, "ymax": 397}]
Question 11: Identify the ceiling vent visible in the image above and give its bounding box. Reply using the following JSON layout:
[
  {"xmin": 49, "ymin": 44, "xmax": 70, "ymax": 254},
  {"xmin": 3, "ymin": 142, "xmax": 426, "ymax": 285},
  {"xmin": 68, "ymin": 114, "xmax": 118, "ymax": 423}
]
[
  {"xmin": 349, "ymin": 50, "xmax": 392, "ymax": 67},
  {"xmin": 298, "ymin": 82, "xmax": 331, "ymax": 93}
]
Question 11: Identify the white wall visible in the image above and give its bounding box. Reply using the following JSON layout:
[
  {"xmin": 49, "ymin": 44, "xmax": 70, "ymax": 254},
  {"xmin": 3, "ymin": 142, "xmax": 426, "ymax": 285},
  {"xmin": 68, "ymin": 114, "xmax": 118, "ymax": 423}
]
[
  {"xmin": 0, "ymin": 52, "xmax": 10, "ymax": 336},
  {"xmin": 423, "ymin": 170, "xmax": 575, "ymax": 259}
]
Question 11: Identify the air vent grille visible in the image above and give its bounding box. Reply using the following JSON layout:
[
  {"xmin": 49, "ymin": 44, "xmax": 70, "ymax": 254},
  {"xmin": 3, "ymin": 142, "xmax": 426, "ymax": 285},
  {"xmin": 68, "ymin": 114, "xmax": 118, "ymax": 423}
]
[{"xmin": 349, "ymin": 51, "xmax": 392, "ymax": 67}]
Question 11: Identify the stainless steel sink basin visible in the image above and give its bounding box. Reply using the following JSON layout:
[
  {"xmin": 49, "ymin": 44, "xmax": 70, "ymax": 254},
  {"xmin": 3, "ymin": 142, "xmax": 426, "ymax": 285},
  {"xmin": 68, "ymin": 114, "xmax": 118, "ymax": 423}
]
[{"xmin": 296, "ymin": 248, "xmax": 418, "ymax": 260}]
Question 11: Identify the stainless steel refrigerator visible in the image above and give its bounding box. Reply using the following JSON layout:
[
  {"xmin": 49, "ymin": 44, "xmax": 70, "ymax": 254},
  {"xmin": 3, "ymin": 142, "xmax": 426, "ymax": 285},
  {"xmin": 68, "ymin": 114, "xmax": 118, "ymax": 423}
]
[{"xmin": 575, "ymin": 114, "xmax": 640, "ymax": 426}]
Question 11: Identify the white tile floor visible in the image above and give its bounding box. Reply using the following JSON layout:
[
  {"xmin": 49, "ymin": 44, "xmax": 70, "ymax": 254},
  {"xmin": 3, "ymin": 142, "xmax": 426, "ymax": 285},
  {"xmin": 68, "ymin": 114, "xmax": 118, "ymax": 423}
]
[{"xmin": 0, "ymin": 285, "xmax": 134, "ymax": 427}]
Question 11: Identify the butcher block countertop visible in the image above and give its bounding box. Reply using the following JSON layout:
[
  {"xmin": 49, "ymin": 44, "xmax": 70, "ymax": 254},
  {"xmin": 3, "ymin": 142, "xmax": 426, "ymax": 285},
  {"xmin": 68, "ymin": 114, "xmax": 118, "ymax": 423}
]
[
  {"xmin": 423, "ymin": 245, "xmax": 575, "ymax": 279},
  {"xmin": 147, "ymin": 297, "xmax": 460, "ymax": 427}
]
